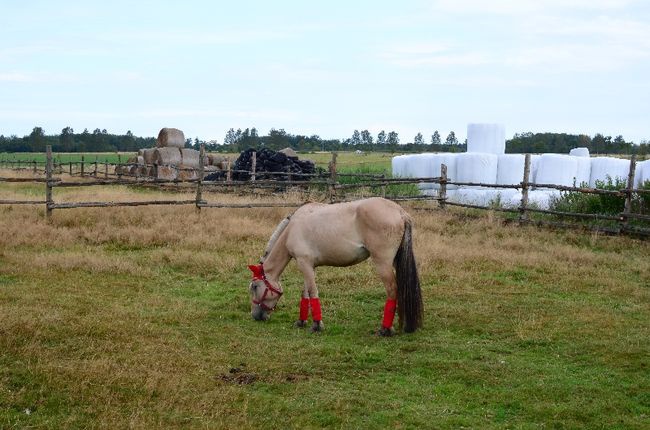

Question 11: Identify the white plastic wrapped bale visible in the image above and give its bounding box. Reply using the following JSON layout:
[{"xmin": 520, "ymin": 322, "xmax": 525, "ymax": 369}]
[
  {"xmin": 574, "ymin": 156, "xmax": 591, "ymax": 187},
  {"xmin": 402, "ymin": 153, "xmax": 438, "ymax": 190},
  {"xmin": 496, "ymin": 154, "xmax": 525, "ymax": 186},
  {"xmin": 467, "ymin": 123, "xmax": 506, "ymax": 154},
  {"xmin": 428, "ymin": 153, "xmax": 458, "ymax": 190},
  {"xmin": 636, "ymin": 160, "xmax": 649, "ymax": 188},
  {"xmin": 535, "ymin": 154, "xmax": 579, "ymax": 188},
  {"xmin": 455, "ymin": 153, "xmax": 498, "ymax": 186},
  {"xmin": 530, "ymin": 154, "xmax": 541, "ymax": 183},
  {"xmin": 447, "ymin": 188, "xmax": 518, "ymax": 207},
  {"xmin": 569, "ymin": 147, "xmax": 590, "ymax": 157},
  {"xmin": 391, "ymin": 154, "xmax": 413, "ymax": 178},
  {"xmin": 589, "ymin": 157, "xmax": 630, "ymax": 188},
  {"xmin": 527, "ymin": 190, "xmax": 561, "ymax": 210}
]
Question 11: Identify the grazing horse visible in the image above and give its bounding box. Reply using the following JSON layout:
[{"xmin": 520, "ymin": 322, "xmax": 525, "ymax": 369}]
[{"xmin": 247, "ymin": 197, "xmax": 423, "ymax": 335}]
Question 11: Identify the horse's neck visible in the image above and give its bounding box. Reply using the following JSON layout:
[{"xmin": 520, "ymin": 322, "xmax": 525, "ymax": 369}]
[{"xmin": 263, "ymin": 231, "xmax": 291, "ymax": 282}]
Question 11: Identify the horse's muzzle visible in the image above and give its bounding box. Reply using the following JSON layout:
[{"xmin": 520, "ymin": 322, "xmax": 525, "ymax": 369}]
[{"xmin": 251, "ymin": 304, "xmax": 269, "ymax": 321}]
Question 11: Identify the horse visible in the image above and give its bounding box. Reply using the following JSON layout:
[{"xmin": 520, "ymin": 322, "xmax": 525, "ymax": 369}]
[{"xmin": 247, "ymin": 197, "xmax": 423, "ymax": 336}]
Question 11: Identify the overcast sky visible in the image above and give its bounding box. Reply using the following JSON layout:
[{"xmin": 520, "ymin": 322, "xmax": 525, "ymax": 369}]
[{"xmin": 1, "ymin": 0, "xmax": 649, "ymax": 143}]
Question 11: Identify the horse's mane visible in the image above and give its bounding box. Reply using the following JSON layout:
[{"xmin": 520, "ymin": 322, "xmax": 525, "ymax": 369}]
[{"xmin": 260, "ymin": 215, "xmax": 292, "ymax": 264}]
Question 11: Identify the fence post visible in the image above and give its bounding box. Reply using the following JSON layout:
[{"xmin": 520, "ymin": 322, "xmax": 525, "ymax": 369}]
[
  {"xmin": 94, "ymin": 157, "xmax": 98, "ymax": 177},
  {"xmin": 104, "ymin": 162, "xmax": 108, "ymax": 179},
  {"xmin": 328, "ymin": 152, "xmax": 338, "ymax": 203},
  {"xmin": 621, "ymin": 155, "xmax": 637, "ymax": 233},
  {"xmin": 381, "ymin": 174, "xmax": 386, "ymax": 198},
  {"xmin": 251, "ymin": 151, "xmax": 257, "ymax": 182},
  {"xmin": 226, "ymin": 158, "xmax": 232, "ymax": 182},
  {"xmin": 519, "ymin": 154, "xmax": 531, "ymax": 224},
  {"xmin": 45, "ymin": 146, "xmax": 53, "ymax": 220},
  {"xmin": 196, "ymin": 143, "xmax": 205, "ymax": 212},
  {"xmin": 80, "ymin": 155, "xmax": 85, "ymax": 176},
  {"xmin": 33, "ymin": 160, "xmax": 37, "ymax": 173},
  {"xmin": 439, "ymin": 163, "xmax": 447, "ymax": 209}
]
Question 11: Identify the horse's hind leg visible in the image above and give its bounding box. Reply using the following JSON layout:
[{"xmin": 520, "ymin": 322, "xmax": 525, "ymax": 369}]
[
  {"xmin": 373, "ymin": 257, "xmax": 398, "ymax": 336},
  {"xmin": 295, "ymin": 258, "xmax": 324, "ymax": 332}
]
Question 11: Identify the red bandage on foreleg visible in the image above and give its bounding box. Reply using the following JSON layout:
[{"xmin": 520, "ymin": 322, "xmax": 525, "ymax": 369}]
[
  {"xmin": 382, "ymin": 298, "xmax": 397, "ymax": 329},
  {"xmin": 299, "ymin": 297, "xmax": 310, "ymax": 321},
  {"xmin": 310, "ymin": 298, "xmax": 322, "ymax": 321}
]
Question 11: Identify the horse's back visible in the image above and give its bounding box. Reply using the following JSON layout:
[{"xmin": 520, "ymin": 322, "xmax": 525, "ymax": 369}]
[{"xmin": 286, "ymin": 198, "xmax": 406, "ymax": 266}]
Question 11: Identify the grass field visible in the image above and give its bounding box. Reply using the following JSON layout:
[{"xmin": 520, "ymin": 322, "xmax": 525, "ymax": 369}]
[
  {"xmin": 0, "ymin": 150, "xmax": 396, "ymax": 172},
  {"xmin": 0, "ymin": 177, "xmax": 649, "ymax": 429}
]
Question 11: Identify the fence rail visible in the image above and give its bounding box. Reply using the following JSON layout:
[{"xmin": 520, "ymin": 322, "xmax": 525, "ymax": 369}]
[{"xmin": 1, "ymin": 147, "xmax": 648, "ymax": 237}]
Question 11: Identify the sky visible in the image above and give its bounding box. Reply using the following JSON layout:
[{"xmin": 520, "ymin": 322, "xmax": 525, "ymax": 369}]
[{"xmin": 1, "ymin": 0, "xmax": 649, "ymax": 144}]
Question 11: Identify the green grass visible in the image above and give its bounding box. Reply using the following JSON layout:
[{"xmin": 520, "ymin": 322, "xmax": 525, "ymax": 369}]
[{"xmin": 0, "ymin": 168, "xmax": 649, "ymax": 429}]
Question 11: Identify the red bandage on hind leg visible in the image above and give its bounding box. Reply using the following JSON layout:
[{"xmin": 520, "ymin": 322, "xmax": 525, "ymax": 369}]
[
  {"xmin": 382, "ymin": 298, "xmax": 397, "ymax": 329},
  {"xmin": 299, "ymin": 297, "xmax": 310, "ymax": 321},
  {"xmin": 310, "ymin": 298, "xmax": 322, "ymax": 321}
]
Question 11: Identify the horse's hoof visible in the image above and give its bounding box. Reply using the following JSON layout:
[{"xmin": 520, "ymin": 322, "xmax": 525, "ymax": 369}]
[
  {"xmin": 377, "ymin": 327, "xmax": 395, "ymax": 337},
  {"xmin": 311, "ymin": 321, "xmax": 324, "ymax": 333},
  {"xmin": 294, "ymin": 320, "xmax": 307, "ymax": 328}
]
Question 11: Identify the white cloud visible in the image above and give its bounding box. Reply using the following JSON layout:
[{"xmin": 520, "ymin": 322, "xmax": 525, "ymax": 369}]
[{"xmin": 431, "ymin": 0, "xmax": 638, "ymax": 15}]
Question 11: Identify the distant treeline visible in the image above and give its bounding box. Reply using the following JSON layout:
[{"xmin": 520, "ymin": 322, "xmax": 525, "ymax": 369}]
[{"xmin": 1, "ymin": 126, "xmax": 648, "ymax": 156}]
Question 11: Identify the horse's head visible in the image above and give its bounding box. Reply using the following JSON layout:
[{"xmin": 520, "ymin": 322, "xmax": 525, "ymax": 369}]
[{"xmin": 247, "ymin": 264, "xmax": 283, "ymax": 321}]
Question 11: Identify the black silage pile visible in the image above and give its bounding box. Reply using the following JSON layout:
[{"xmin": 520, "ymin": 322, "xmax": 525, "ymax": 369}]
[{"xmin": 210, "ymin": 148, "xmax": 317, "ymax": 181}]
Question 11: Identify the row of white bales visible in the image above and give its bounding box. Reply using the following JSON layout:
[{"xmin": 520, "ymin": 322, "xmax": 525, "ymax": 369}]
[{"xmin": 392, "ymin": 151, "xmax": 649, "ymax": 209}]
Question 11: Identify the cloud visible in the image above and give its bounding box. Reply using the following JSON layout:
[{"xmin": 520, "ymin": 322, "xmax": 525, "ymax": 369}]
[
  {"xmin": 431, "ymin": 0, "xmax": 638, "ymax": 15},
  {"xmin": 0, "ymin": 72, "xmax": 33, "ymax": 82}
]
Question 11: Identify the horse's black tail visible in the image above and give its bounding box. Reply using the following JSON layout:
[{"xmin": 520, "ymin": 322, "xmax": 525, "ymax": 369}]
[{"xmin": 394, "ymin": 219, "xmax": 423, "ymax": 333}]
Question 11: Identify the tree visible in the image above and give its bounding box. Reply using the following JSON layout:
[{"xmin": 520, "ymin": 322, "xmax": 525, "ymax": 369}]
[
  {"xmin": 387, "ymin": 131, "xmax": 399, "ymax": 147},
  {"xmin": 414, "ymin": 132, "xmax": 424, "ymax": 145},
  {"xmin": 360, "ymin": 130, "xmax": 373, "ymax": 147},
  {"xmin": 350, "ymin": 130, "xmax": 361, "ymax": 146},
  {"xmin": 431, "ymin": 130, "xmax": 441, "ymax": 146},
  {"xmin": 377, "ymin": 131, "xmax": 386, "ymax": 147},
  {"xmin": 28, "ymin": 127, "xmax": 46, "ymax": 152},
  {"xmin": 445, "ymin": 131, "xmax": 458, "ymax": 146},
  {"xmin": 60, "ymin": 126, "xmax": 74, "ymax": 152}
]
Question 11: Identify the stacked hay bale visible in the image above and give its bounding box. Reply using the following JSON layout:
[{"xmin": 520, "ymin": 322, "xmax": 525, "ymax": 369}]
[{"xmin": 114, "ymin": 128, "xmax": 226, "ymax": 180}]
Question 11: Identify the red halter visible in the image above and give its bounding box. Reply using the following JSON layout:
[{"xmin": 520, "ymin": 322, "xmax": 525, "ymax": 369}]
[{"xmin": 248, "ymin": 264, "xmax": 283, "ymax": 311}]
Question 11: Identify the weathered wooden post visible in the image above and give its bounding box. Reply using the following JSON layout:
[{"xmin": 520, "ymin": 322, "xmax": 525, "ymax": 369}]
[
  {"xmin": 80, "ymin": 155, "xmax": 85, "ymax": 176},
  {"xmin": 519, "ymin": 154, "xmax": 531, "ymax": 224},
  {"xmin": 621, "ymin": 155, "xmax": 637, "ymax": 233},
  {"xmin": 68, "ymin": 161, "xmax": 72, "ymax": 175},
  {"xmin": 439, "ymin": 163, "xmax": 447, "ymax": 209},
  {"xmin": 251, "ymin": 151, "xmax": 257, "ymax": 182},
  {"xmin": 32, "ymin": 160, "xmax": 37, "ymax": 173},
  {"xmin": 381, "ymin": 174, "xmax": 386, "ymax": 198},
  {"xmin": 104, "ymin": 161, "xmax": 109, "ymax": 179},
  {"xmin": 45, "ymin": 146, "xmax": 53, "ymax": 220},
  {"xmin": 195, "ymin": 143, "xmax": 205, "ymax": 212},
  {"xmin": 328, "ymin": 152, "xmax": 338, "ymax": 203},
  {"xmin": 94, "ymin": 156, "xmax": 98, "ymax": 177},
  {"xmin": 226, "ymin": 158, "xmax": 232, "ymax": 182}
]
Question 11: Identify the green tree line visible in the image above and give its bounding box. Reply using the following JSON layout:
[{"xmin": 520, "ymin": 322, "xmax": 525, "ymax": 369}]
[{"xmin": 1, "ymin": 126, "xmax": 647, "ymax": 156}]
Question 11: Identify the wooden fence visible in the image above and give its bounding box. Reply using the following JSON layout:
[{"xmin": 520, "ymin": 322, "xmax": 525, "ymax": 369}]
[{"xmin": 1, "ymin": 146, "xmax": 648, "ymax": 237}]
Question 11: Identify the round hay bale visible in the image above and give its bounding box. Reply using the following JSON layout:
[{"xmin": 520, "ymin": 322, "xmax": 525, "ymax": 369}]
[
  {"xmin": 279, "ymin": 147, "xmax": 298, "ymax": 158},
  {"xmin": 142, "ymin": 148, "xmax": 157, "ymax": 165},
  {"xmin": 180, "ymin": 148, "xmax": 200, "ymax": 168},
  {"xmin": 207, "ymin": 154, "xmax": 227, "ymax": 167},
  {"xmin": 157, "ymin": 128, "xmax": 185, "ymax": 148},
  {"xmin": 154, "ymin": 147, "xmax": 182, "ymax": 166}
]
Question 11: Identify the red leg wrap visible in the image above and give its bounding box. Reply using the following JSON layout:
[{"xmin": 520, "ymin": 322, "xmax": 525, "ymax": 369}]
[
  {"xmin": 299, "ymin": 297, "xmax": 310, "ymax": 321},
  {"xmin": 310, "ymin": 298, "xmax": 322, "ymax": 321},
  {"xmin": 382, "ymin": 298, "xmax": 397, "ymax": 329}
]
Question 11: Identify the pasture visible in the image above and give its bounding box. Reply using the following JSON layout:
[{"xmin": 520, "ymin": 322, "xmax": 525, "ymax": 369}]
[{"xmin": 0, "ymin": 179, "xmax": 649, "ymax": 429}]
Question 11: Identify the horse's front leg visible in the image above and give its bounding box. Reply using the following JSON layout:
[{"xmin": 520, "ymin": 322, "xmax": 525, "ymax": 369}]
[
  {"xmin": 295, "ymin": 259, "xmax": 324, "ymax": 332},
  {"xmin": 294, "ymin": 283, "xmax": 310, "ymax": 329}
]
